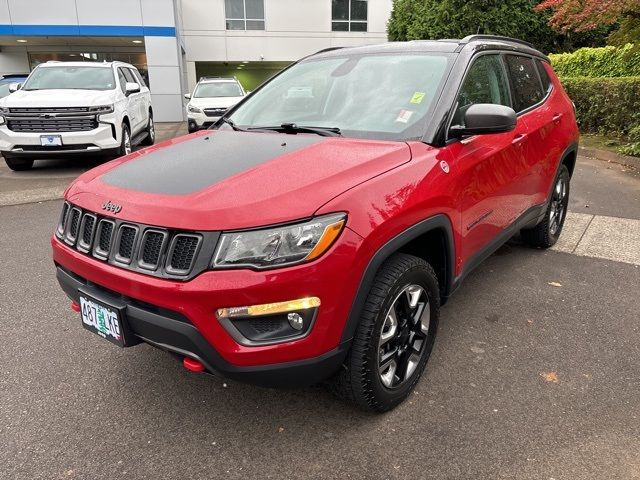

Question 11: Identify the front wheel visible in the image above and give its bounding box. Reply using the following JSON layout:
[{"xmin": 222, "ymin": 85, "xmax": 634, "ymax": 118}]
[
  {"xmin": 521, "ymin": 164, "xmax": 570, "ymax": 248},
  {"xmin": 4, "ymin": 155, "xmax": 34, "ymax": 171},
  {"xmin": 332, "ymin": 253, "xmax": 440, "ymax": 412},
  {"xmin": 141, "ymin": 112, "xmax": 155, "ymax": 146},
  {"xmin": 118, "ymin": 123, "xmax": 132, "ymax": 157}
]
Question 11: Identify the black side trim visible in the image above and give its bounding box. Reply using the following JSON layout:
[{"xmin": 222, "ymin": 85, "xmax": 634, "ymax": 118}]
[
  {"xmin": 450, "ymin": 203, "xmax": 546, "ymax": 295},
  {"xmin": 340, "ymin": 214, "xmax": 455, "ymax": 343}
]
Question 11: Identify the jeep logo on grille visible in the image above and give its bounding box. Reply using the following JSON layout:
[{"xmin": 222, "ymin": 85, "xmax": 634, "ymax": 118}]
[{"xmin": 102, "ymin": 201, "xmax": 122, "ymax": 214}]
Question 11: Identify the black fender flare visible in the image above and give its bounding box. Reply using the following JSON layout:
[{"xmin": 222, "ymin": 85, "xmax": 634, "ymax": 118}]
[{"xmin": 340, "ymin": 214, "xmax": 455, "ymax": 343}]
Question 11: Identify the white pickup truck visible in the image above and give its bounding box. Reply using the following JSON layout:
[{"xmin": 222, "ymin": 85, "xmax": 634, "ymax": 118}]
[{"xmin": 0, "ymin": 61, "xmax": 154, "ymax": 171}]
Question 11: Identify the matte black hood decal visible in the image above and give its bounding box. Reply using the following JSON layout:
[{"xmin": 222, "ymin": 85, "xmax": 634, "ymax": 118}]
[{"xmin": 101, "ymin": 130, "xmax": 324, "ymax": 195}]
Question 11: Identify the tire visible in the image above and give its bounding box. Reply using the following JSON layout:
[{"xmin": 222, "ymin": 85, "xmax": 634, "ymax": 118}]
[
  {"xmin": 521, "ymin": 164, "xmax": 570, "ymax": 249},
  {"xmin": 332, "ymin": 253, "xmax": 440, "ymax": 412},
  {"xmin": 118, "ymin": 123, "xmax": 132, "ymax": 157},
  {"xmin": 4, "ymin": 155, "xmax": 34, "ymax": 171},
  {"xmin": 141, "ymin": 112, "xmax": 155, "ymax": 146}
]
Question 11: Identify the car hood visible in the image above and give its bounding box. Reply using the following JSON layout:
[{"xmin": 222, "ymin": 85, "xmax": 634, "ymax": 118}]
[
  {"xmin": 188, "ymin": 96, "xmax": 244, "ymax": 109},
  {"xmin": 1, "ymin": 89, "xmax": 115, "ymax": 107},
  {"xmin": 67, "ymin": 130, "xmax": 412, "ymax": 231}
]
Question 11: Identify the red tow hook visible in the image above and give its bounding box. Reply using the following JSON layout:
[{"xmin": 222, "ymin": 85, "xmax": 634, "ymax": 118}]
[
  {"xmin": 183, "ymin": 357, "xmax": 205, "ymax": 373},
  {"xmin": 71, "ymin": 301, "xmax": 81, "ymax": 312}
]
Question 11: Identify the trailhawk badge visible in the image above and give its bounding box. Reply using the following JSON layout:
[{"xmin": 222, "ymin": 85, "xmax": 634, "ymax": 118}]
[{"xmin": 102, "ymin": 201, "xmax": 122, "ymax": 214}]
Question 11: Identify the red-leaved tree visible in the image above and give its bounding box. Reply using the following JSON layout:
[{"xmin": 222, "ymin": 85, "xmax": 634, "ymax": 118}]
[{"xmin": 536, "ymin": 0, "xmax": 637, "ymax": 32}]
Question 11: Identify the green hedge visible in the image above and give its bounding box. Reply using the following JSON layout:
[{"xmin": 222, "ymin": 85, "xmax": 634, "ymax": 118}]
[
  {"xmin": 560, "ymin": 76, "xmax": 640, "ymax": 134},
  {"xmin": 550, "ymin": 44, "xmax": 640, "ymax": 78},
  {"xmin": 560, "ymin": 76, "xmax": 640, "ymax": 156}
]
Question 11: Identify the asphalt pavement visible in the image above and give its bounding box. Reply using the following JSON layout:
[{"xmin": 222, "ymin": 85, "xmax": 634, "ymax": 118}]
[{"xmin": 1, "ymin": 137, "xmax": 639, "ymax": 479}]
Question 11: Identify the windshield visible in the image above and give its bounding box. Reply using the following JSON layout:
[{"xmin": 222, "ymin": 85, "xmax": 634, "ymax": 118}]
[
  {"xmin": 22, "ymin": 66, "xmax": 116, "ymax": 91},
  {"xmin": 194, "ymin": 82, "xmax": 243, "ymax": 98},
  {"xmin": 228, "ymin": 53, "xmax": 452, "ymax": 141}
]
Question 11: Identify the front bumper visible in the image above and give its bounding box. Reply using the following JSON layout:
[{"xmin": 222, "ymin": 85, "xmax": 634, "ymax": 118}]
[
  {"xmin": 52, "ymin": 228, "xmax": 363, "ymax": 385},
  {"xmin": 0, "ymin": 123, "xmax": 120, "ymax": 157},
  {"xmin": 187, "ymin": 111, "xmax": 219, "ymax": 132},
  {"xmin": 56, "ymin": 266, "xmax": 349, "ymax": 386}
]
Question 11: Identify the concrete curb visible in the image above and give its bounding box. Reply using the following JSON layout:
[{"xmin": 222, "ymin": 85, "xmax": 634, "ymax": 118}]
[{"xmin": 579, "ymin": 145, "xmax": 640, "ymax": 170}]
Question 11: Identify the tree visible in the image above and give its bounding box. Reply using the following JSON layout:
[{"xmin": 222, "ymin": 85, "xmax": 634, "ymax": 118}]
[
  {"xmin": 535, "ymin": 0, "xmax": 640, "ymax": 45},
  {"xmin": 387, "ymin": 0, "xmax": 603, "ymax": 53}
]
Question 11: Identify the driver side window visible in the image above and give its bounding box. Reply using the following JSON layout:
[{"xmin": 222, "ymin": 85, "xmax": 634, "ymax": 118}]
[{"xmin": 452, "ymin": 55, "xmax": 510, "ymax": 127}]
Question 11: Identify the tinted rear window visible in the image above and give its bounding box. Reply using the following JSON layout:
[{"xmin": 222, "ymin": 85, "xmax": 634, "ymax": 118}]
[
  {"xmin": 535, "ymin": 60, "xmax": 552, "ymax": 93},
  {"xmin": 505, "ymin": 55, "xmax": 544, "ymax": 112}
]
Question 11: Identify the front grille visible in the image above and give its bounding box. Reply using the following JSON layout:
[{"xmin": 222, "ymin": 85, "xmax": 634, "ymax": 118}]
[
  {"xmin": 140, "ymin": 230, "xmax": 166, "ymax": 269},
  {"xmin": 77, "ymin": 214, "xmax": 96, "ymax": 252},
  {"xmin": 64, "ymin": 208, "xmax": 82, "ymax": 244},
  {"xmin": 95, "ymin": 220, "xmax": 115, "ymax": 259},
  {"xmin": 168, "ymin": 235, "xmax": 201, "ymax": 273},
  {"xmin": 12, "ymin": 144, "xmax": 96, "ymax": 152},
  {"xmin": 116, "ymin": 225, "xmax": 138, "ymax": 263},
  {"xmin": 55, "ymin": 202, "xmax": 215, "ymax": 280},
  {"xmin": 7, "ymin": 117, "xmax": 98, "ymax": 133},
  {"xmin": 9, "ymin": 107, "xmax": 92, "ymax": 114},
  {"xmin": 204, "ymin": 108, "xmax": 227, "ymax": 117}
]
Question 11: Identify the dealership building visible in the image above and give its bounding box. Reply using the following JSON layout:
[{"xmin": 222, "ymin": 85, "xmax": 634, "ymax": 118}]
[{"xmin": 0, "ymin": 0, "xmax": 392, "ymax": 121}]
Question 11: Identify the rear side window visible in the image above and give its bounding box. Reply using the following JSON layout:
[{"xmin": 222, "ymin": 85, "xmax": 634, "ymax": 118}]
[
  {"xmin": 452, "ymin": 54, "xmax": 510, "ymax": 127},
  {"xmin": 535, "ymin": 60, "xmax": 552, "ymax": 93},
  {"xmin": 505, "ymin": 55, "xmax": 544, "ymax": 112}
]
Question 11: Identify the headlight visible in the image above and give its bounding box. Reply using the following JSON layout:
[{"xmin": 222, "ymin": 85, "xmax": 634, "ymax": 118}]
[
  {"xmin": 188, "ymin": 105, "xmax": 202, "ymax": 114},
  {"xmin": 212, "ymin": 213, "xmax": 346, "ymax": 269},
  {"xmin": 89, "ymin": 105, "xmax": 114, "ymax": 114}
]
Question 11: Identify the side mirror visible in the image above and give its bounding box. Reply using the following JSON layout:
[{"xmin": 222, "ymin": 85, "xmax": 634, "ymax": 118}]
[
  {"xmin": 125, "ymin": 82, "xmax": 140, "ymax": 95},
  {"xmin": 184, "ymin": 93, "xmax": 191, "ymax": 100},
  {"xmin": 450, "ymin": 103, "xmax": 517, "ymax": 137},
  {"xmin": 8, "ymin": 82, "xmax": 21, "ymax": 93}
]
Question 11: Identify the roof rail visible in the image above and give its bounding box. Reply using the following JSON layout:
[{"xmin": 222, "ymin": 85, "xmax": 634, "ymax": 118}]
[
  {"xmin": 461, "ymin": 35, "xmax": 535, "ymax": 49},
  {"xmin": 199, "ymin": 76, "xmax": 237, "ymax": 81},
  {"xmin": 312, "ymin": 47, "xmax": 344, "ymax": 55}
]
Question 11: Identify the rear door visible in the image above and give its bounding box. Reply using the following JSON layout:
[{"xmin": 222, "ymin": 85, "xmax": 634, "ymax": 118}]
[
  {"xmin": 503, "ymin": 54, "xmax": 549, "ymax": 207},
  {"xmin": 518, "ymin": 59, "xmax": 572, "ymax": 206},
  {"xmin": 444, "ymin": 53, "xmax": 530, "ymax": 266}
]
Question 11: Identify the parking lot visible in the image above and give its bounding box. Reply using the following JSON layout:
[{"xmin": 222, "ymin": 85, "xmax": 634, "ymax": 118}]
[{"xmin": 1, "ymin": 128, "xmax": 639, "ymax": 479}]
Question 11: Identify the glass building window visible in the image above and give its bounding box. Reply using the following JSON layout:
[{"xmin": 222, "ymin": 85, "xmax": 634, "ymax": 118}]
[
  {"xmin": 225, "ymin": 0, "xmax": 265, "ymax": 30},
  {"xmin": 332, "ymin": 0, "xmax": 367, "ymax": 32}
]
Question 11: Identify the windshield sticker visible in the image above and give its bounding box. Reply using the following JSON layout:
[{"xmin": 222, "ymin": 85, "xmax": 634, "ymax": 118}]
[
  {"xmin": 396, "ymin": 109, "xmax": 414, "ymax": 123},
  {"xmin": 410, "ymin": 92, "xmax": 426, "ymax": 104}
]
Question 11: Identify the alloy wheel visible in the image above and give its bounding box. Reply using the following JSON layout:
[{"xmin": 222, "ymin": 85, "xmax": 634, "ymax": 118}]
[
  {"xmin": 549, "ymin": 174, "xmax": 568, "ymax": 235},
  {"xmin": 124, "ymin": 129, "xmax": 132, "ymax": 155},
  {"xmin": 378, "ymin": 284, "xmax": 431, "ymax": 389}
]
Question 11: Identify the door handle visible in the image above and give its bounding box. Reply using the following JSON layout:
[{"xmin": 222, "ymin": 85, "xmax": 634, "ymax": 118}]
[
  {"xmin": 512, "ymin": 133, "xmax": 527, "ymax": 146},
  {"xmin": 552, "ymin": 113, "xmax": 563, "ymax": 124}
]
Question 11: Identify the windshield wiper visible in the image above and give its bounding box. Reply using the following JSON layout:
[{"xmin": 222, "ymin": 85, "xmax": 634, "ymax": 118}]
[
  {"xmin": 219, "ymin": 116, "xmax": 245, "ymax": 132},
  {"xmin": 247, "ymin": 123, "xmax": 342, "ymax": 137}
]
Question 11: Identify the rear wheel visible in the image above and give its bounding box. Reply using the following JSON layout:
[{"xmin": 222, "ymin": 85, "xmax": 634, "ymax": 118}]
[
  {"xmin": 4, "ymin": 155, "xmax": 34, "ymax": 171},
  {"xmin": 332, "ymin": 253, "xmax": 440, "ymax": 412},
  {"xmin": 521, "ymin": 164, "xmax": 570, "ymax": 248}
]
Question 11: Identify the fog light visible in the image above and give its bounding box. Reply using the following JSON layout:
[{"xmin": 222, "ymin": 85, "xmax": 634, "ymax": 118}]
[{"xmin": 287, "ymin": 312, "xmax": 304, "ymax": 331}]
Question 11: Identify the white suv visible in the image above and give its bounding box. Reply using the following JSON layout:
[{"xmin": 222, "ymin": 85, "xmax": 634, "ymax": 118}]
[
  {"xmin": 0, "ymin": 61, "xmax": 154, "ymax": 171},
  {"xmin": 185, "ymin": 77, "xmax": 245, "ymax": 133}
]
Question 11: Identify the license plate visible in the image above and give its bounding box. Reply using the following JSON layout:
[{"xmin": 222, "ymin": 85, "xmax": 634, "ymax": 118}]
[
  {"xmin": 40, "ymin": 135, "xmax": 62, "ymax": 147},
  {"xmin": 79, "ymin": 295, "xmax": 125, "ymax": 347}
]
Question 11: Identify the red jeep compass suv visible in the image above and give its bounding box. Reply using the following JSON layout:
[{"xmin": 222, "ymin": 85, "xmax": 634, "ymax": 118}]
[{"xmin": 53, "ymin": 36, "xmax": 578, "ymax": 412}]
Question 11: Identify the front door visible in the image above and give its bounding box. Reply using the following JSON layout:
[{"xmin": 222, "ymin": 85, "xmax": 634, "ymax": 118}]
[{"xmin": 444, "ymin": 54, "xmax": 531, "ymax": 267}]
